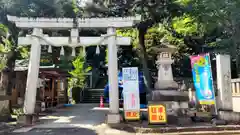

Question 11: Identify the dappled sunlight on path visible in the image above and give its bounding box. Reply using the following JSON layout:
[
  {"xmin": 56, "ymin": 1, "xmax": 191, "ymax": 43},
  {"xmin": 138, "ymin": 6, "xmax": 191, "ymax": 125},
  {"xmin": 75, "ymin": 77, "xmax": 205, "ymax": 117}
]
[{"xmin": 34, "ymin": 104, "xmax": 108, "ymax": 129}]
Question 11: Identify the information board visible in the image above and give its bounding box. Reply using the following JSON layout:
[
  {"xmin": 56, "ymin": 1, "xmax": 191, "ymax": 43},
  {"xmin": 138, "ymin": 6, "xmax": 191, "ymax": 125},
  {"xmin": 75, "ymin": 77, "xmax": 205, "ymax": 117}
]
[
  {"xmin": 122, "ymin": 67, "xmax": 140, "ymax": 120},
  {"xmin": 148, "ymin": 104, "xmax": 167, "ymax": 124}
]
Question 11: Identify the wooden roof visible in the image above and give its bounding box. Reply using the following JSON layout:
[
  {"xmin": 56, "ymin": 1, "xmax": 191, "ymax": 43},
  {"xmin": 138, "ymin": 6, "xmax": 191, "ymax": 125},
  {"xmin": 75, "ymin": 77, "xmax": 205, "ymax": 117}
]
[{"xmin": 15, "ymin": 60, "xmax": 70, "ymax": 77}]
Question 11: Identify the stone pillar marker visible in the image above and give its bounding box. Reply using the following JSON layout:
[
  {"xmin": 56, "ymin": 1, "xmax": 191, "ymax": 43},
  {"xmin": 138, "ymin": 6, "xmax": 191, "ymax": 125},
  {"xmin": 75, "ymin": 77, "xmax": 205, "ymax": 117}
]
[
  {"xmin": 216, "ymin": 54, "xmax": 233, "ymax": 111},
  {"xmin": 215, "ymin": 54, "xmax": 240, "ymax": 122}
]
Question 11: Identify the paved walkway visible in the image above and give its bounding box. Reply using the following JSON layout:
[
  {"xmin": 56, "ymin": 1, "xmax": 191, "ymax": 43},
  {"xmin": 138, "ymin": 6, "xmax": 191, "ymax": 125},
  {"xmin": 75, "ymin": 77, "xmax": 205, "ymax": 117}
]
[
  {"xmin": 5, "ymin": 104, "xmax": 240, "ymax": 135},
  {"xmin": 9, "ymin": 104, "xmax": 122, "ymax": 135},
  {"xmin": 8, "ymin": 104, "xmax": 136, "ymax": 135},
  {"xmin": 35, "ymin": 104, "xmax": 107, "ymax": 128}
]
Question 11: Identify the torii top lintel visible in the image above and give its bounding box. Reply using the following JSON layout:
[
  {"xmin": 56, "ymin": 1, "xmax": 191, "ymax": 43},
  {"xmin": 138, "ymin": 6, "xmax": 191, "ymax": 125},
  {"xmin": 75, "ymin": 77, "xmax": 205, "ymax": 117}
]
[{"xmin": 7, "ymin": 15, "xmax": 141, "ymax": 29}]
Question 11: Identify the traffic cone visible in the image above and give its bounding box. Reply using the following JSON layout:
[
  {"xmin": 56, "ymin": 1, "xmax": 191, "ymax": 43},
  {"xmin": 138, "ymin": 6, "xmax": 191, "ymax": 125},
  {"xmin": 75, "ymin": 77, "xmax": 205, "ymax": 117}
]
[{"xmin": 100, "ymin": 95, "xmax": 104, "ymax": 108}]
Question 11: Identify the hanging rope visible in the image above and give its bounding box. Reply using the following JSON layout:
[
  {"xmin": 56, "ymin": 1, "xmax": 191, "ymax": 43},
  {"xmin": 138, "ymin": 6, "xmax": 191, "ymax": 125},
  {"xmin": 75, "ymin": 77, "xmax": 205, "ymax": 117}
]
[{"xmin": 31, "ymin": 33, "xmax": 117, "ymax": 56}]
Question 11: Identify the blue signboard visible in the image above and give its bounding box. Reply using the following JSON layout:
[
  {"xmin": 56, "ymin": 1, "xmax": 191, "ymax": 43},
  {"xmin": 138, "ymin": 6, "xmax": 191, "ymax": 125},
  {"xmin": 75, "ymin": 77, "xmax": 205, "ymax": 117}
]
[{"xmin": 190, "ymin": 53, "xmax": 215, "ymax": 105}]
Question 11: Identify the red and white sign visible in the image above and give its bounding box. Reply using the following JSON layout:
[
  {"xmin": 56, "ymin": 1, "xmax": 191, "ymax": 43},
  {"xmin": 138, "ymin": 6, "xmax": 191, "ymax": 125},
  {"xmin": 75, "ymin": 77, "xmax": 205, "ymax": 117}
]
[{"xmin": 122, "ymin": 67, "xmax": 140, "ymax": 118}]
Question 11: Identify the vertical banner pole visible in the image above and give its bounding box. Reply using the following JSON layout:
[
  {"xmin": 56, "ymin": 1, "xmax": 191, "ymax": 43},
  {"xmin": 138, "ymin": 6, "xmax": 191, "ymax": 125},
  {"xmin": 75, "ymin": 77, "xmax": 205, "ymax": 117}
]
[{"xmin": 207, "ymin": 53, "xmax": 218, "ymax": 116}]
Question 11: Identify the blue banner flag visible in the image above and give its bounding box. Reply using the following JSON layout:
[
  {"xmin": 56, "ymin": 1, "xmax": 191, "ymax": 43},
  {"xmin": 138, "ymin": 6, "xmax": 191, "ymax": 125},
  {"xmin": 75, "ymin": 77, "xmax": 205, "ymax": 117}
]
[{"xmin": 190, "ymin": 53, "xmax": 215, "ymax": 105}]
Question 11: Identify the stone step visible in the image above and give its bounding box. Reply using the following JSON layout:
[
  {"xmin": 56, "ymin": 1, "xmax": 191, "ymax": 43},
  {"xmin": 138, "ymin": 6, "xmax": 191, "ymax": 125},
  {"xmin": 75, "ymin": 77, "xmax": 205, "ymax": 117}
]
[
  {"xmin": 84, "ymin": 94, "xmax": 102, "ymax": 97},
  {"xmin": 82, "ymin": 99, "xmax": 104, "ymax": 103},
  {"xmin": 84, "ymin": 90, "xmax": 104, "ymax": 94},
  {"xmin": 81, "ymin": 89, "xmax": 105, "ymax": 103},
  {"xmin": 83, "ymin": 96, "xmax": 102, "ymax": 100}
]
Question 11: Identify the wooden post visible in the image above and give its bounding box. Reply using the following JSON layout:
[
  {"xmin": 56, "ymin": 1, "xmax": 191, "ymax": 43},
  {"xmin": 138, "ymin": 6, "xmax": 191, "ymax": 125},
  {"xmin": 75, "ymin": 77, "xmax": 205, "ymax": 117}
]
[
  {"xmin": 42, "ymin": 75, "xmax": 46, "ymax": 102},
  {"xmin": 51, "ymin": 78, "xmax": 55, "ymax": 107},
  {"xmin": 57, "ymin": 79, "xmax": 60, "ymax": 105},
  {"xmin": 64, "ymin": 79, "xmax": 68, "ymax": 104}
]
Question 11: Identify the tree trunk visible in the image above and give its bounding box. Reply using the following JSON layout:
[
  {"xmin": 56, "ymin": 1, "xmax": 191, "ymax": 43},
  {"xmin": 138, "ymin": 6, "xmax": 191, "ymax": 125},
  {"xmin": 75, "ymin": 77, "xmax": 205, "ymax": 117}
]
[{"xmin": 138, "ymin": 27, "xmax": 152, "ymax": 92}]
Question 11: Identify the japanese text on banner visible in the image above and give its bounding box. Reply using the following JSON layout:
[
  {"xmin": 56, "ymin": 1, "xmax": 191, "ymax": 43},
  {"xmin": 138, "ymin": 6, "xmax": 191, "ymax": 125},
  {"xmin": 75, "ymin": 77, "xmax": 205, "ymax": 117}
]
[{"xmin": 190, "ymin": 54, "xmax": 215, "ymax": 105}]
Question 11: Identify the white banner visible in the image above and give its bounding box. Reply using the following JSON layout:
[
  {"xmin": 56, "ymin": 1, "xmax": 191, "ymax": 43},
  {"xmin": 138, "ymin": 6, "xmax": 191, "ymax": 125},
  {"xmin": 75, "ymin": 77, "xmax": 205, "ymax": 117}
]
[{"xmin": 122, "ymin": 67, "xmax": 140, "ymax": 111}]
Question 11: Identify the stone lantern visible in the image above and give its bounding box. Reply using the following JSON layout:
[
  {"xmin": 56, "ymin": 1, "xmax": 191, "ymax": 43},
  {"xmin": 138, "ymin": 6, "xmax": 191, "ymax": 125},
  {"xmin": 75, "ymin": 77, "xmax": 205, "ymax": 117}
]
[
  {"xmin": 154, "ymin": 44, "xmax": 178, "ymax": 90},
  {"xmin": 148, "ymin": 43, "xmax": 190, "ymax": 124}
]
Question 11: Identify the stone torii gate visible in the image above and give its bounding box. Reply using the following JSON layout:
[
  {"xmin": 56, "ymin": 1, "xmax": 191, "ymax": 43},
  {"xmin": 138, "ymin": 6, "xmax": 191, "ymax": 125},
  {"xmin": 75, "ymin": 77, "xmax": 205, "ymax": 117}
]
[{"xmin": 7, "ymin": 15, "xmax": 141, "ymax": 124}]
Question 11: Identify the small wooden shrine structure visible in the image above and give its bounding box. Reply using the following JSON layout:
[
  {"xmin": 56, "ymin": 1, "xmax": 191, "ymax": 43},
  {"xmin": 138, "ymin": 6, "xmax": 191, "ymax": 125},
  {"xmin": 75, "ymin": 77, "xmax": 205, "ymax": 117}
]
[{"xmin": 12, "ymin": 60, "xmax": 69, "ymax": 108}]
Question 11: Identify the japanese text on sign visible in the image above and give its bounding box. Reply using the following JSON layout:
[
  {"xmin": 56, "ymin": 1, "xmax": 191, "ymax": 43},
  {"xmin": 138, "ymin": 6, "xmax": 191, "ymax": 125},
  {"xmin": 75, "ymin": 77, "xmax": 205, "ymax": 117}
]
[
  {"xmin": 124, "ymin": 111, "xmax": 140, "ymax": 120},
  {"xmin": 148, "ymin": 105, "xmax": 167, "ymax": 124},
  {"xmin": 123, "ymin": 68, "xmax": 138, "ymax": 81},
  {"xmin": 122, "ymin": 67, "xmax": 140, "ymax": 112}
]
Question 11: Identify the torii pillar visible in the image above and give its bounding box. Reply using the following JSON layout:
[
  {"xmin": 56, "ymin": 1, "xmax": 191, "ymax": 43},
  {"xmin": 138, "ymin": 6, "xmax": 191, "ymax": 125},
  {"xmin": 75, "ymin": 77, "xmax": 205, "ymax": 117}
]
[
  {"xmin": 106, "ymin": 27, "xmax": 120, "ymax": 123},
  {"xmin": 24, "ymin": 28, "xmax": 42, "ymax": 123}
]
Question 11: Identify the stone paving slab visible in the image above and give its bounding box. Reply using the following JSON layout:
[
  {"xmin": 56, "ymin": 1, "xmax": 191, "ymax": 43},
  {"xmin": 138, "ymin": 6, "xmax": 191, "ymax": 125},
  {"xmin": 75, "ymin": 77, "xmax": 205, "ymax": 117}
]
[{"xmin": 107, "ymin": 123, "xmax": 240, "ymax": 134}]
